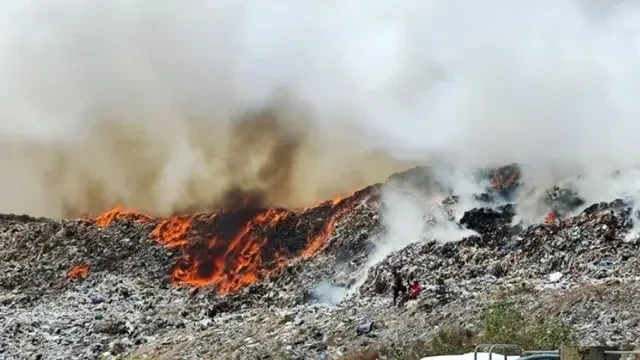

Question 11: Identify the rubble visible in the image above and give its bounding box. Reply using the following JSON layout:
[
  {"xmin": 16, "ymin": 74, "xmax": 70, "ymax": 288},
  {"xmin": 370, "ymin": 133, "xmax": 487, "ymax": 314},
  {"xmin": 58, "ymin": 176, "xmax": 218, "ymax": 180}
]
[{"xmin": 0, "ymin": 165, "xmax": 639, "ymax": 359}]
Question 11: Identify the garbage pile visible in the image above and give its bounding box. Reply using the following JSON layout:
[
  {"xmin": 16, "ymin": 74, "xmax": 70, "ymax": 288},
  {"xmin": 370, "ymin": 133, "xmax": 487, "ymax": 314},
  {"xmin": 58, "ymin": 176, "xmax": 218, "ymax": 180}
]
[
  {"xmin": 1, "ymin": 164, "xmax": 639, "ymax": 359},
  {"xmin": 0, "ymin": 185, "xmax": 379, "ymax": 299},
  {"xmin": 0, "ymin": 214, "xmax": 172, "ymax": 298},
  {"xmin": 360, "ymin": 199, "xmax": 640, "ymax": 298}
]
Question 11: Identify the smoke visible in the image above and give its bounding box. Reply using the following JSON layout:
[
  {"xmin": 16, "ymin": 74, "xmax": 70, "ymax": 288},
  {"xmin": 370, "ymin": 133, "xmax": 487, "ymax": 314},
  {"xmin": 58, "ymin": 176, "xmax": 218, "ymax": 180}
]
[
  {"xmin": 309, "ymin": 281, "xmax": 349, "ymax": 306},
  {"xmin": 375, "ymin": 170, "xmax": 480, "ymax": 256},
  {"xmin": 339, "ymin": 168, "xmax": 480, "ymax": 301},
  {"xmin": 0, "ymin": 2, "xmax": 421, "ymax": 217},
  {"xmin": 4, "ymin": 0, "xmax": 640, "ymax": 220}
]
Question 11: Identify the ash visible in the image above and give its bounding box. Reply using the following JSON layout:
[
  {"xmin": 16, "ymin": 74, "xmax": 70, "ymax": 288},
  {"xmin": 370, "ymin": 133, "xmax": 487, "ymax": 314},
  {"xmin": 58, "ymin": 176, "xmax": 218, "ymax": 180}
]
[{"xmin": 1, "ymin": 166, "xmax": 640, "ymax": 360}]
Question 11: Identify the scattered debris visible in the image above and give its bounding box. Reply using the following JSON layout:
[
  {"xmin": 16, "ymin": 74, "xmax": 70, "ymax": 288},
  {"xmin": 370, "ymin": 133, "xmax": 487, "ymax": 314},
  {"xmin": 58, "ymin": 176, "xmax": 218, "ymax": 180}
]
[{"xmin": 356, "ymin": 321, "xmax": 375, "ymax": 335}]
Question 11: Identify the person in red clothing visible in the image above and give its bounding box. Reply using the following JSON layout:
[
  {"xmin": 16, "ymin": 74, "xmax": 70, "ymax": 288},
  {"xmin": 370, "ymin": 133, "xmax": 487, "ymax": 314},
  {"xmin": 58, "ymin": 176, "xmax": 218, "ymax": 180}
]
[{"xmin": 407, "ymin": 278, "xmax": 421, "ymax": 300}]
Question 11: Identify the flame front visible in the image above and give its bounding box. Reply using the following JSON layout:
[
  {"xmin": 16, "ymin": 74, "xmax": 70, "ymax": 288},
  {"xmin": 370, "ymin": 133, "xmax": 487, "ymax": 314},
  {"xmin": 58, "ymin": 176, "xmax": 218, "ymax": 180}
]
[
  {"xmin": 93, "ymin": 206, "xmax": 153, "ymax": 227},
  {"xmin": 89, "ymin": 190, "xmax": 368, "ymax": 294}
]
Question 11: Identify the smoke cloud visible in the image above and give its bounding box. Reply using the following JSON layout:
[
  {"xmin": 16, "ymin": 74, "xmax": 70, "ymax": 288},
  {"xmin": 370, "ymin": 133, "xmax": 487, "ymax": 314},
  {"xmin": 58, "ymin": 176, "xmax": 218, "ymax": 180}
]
[
  {"xmin": 309, "ymin": 281, "xmax": 349, "ymax": 306},
  {"xmin": 3, "ymin": 0, "xmax": 640, "ymax": 218}
]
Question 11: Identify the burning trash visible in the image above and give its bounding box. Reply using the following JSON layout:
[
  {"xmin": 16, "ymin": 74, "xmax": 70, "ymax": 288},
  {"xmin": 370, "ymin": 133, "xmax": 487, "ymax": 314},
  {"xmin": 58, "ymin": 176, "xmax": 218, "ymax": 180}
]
[
  {"xmin": 67, "ymin": 264, "xmax": 90, "ymax": 280},
  {"xmin": 84, "ymin": 188, "xmax": 374, "ymax": 294},
  {"xmin": 3, "ymin": 162, "xmax": 640, "ymax": 360},
  {"xmin": 544, "ymin": 210, "xmax": 559, "ymax": 225}
]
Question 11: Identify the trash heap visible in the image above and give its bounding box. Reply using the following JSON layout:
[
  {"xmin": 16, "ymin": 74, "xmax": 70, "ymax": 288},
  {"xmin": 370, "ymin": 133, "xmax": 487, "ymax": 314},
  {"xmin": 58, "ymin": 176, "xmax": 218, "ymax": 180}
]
[
  {"xmin": 359, "ymin": 199, "xmax": 640, "ymax": 298},
  {"xmin": 0, "ymin": 164, "xmax": 639, "ymax": 360}
]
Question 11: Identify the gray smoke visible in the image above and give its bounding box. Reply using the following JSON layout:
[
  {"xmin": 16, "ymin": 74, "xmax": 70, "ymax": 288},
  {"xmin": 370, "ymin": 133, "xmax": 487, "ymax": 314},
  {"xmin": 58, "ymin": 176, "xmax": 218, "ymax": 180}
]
[{"xmin": 3, "ymin": 0, "xmax": 640, "ymax": 223}]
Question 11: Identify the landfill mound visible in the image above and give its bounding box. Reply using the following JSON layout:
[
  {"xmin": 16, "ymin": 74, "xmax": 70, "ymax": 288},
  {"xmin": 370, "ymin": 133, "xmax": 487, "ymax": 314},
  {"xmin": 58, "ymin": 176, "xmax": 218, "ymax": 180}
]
[
  {"xmin": 1, "ymin": 165, "xmax": 639, "ymax": 359},
  {"xmin": 360, "ymin": 199, "xmax": 640, "ymax": 297},
  {"xmin": 0, "ymin": 184, "xmax": 379, "ymax": 300}
]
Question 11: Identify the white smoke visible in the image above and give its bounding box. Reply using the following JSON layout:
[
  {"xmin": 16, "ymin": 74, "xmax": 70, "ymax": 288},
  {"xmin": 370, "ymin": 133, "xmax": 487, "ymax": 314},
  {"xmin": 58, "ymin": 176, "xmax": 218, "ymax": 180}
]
[
  {"xmin": 5, "ymin": 0, "xmax": 640, "ymax": 273},
  {"xmin": 309, "ymin": 281, "xmax": 349, "ymax": 306},
  {"xmin": 4, "ymin": 0, "xmax": 640, "ymax": 218}
]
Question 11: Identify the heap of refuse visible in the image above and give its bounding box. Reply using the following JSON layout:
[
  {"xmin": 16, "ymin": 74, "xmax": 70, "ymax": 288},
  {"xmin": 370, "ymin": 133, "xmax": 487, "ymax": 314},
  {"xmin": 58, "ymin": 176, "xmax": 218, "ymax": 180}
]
[
  {"xmin": 0, "ymin": 164, "xmax": 639, "ymax": 360},
  {"xmin": 359, "ymin": 199, "xmax": 640, "ymax": 298}
]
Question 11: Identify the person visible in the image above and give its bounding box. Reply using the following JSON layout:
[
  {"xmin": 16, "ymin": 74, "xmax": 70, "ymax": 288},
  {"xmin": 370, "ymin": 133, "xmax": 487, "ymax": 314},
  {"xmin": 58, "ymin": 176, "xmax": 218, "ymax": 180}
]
[
  {"xmin": 391, "ymin": 267, "xmax": 406, "ymax": 306},
  {"xmin": 407, "ymin": 278, "xmax": 421, "ymax": 300}
]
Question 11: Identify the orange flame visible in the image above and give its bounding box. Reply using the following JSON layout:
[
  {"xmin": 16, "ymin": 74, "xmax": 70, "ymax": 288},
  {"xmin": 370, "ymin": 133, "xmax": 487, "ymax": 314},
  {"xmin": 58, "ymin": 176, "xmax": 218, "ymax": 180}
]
[
  {"xmin": 67, "ymin": 264, "xmax": 90, "ymax": 280},
  {"xmin": 93, "ymin": 206, "xmax": 153, "ymax": 227},
  {"xmin": 544, "ymin": 211, "xmax": 558, "ymax": 225},
  {"xmin": 88, "ymin": 189, "xmax": 370, "ymax": 294},
  {"xmin": 151, "ymin": 216, "xmax": 195, "ymax": 249}
]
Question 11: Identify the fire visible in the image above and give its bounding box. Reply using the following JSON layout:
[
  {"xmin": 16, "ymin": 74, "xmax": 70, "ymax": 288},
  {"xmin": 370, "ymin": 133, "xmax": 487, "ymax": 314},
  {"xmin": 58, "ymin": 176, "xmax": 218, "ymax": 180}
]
[
  {"xmin": 93, "ymin": 205, "xmax": 153, "ymax": 227},
  {"xmin": 67, "ymin": 264, "xmax": 90, "ymax": 280},
  {"xmin": 544, "ymin": 211, "xmax": 558, "ymax": 225},
  {"xmin": 152, "ymin": 216, "xmax": 197, "ymax": 249},
  {"xmin": 87, "ymin": 188, "xmax": 371, "ymax": 294}
]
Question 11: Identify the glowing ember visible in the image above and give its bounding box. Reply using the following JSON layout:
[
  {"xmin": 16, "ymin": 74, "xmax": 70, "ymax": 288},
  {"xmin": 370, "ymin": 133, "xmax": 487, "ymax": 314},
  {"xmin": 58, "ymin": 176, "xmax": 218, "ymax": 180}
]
[
  {"xmin": 67, "ymin": 264, "xmax": 90, "ymax": 280},
  {"xmin": 544, "ymin": 211, "xmax": 558, "ymax": 225},
  {"xmin": 87, "ymin": 188, "xmax": 371, "ymax": 294}
]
